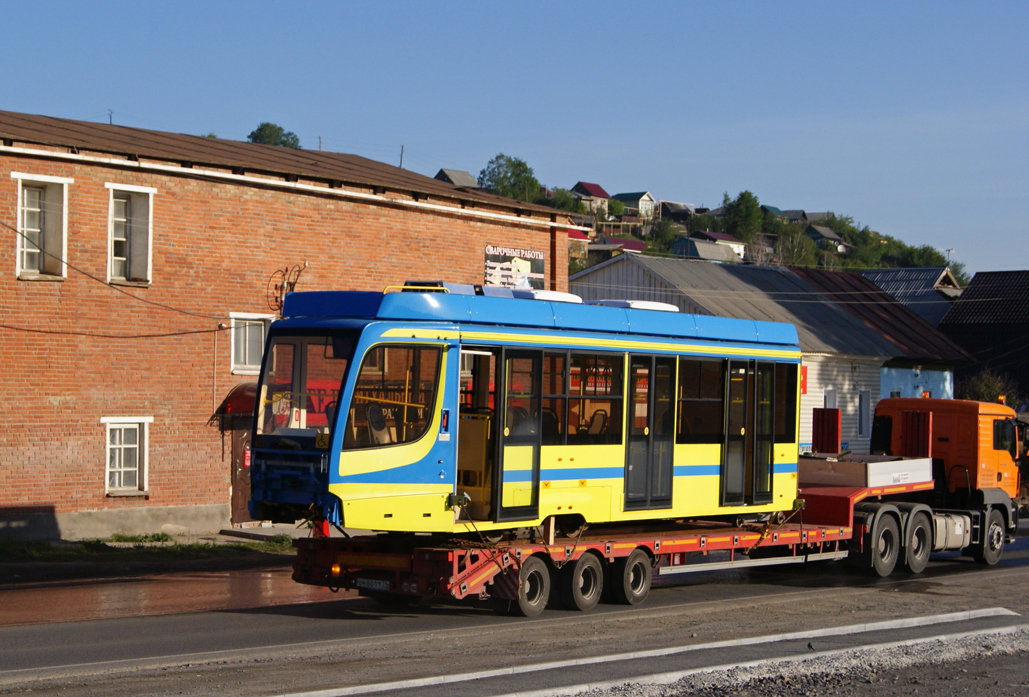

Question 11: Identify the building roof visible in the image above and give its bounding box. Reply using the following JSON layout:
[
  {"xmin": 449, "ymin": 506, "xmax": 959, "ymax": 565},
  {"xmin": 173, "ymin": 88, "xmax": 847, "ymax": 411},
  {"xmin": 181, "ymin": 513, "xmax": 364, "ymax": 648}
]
[
  {"xmin": 783, "ymin": 210, "xmax": 806, "ymax": 222},
  {"xmin": 574, "ymin": 255, "xmax": 901, "ymax": 357},
  {"xmin": 859, "ymin": 266, "xmax": 962, "ymax": 327},
  {"xmin": 567, "ymin": 229, "xmax": 590, "ymax": 240},
  {"xmin": 806, "ymin": 212, "xmax": 834, "ymax": 223},
  {"xmin": 0, "ymin": 110, "xmax": 559, "ymax": 216},
  {"xmin": 806, "ymin": 224, "xmax": 842, "ymax": 242},
  {"xmin": 792, "ymin": 268, "xmax": 970, "ymax": 364},
  {"xmin": 673, "ymin": 239, "xmax": 740, "ymax": 262},
  {"xmin": 598, "ymin": 236, "xmax": 647, "ymax": 252},
  {"xmin": 572, "ymin": 181, "xmax": 611, "ymax": 199},
  {"xmin": 610, "ymin": 191, "xmax": 653, "ymax": 204},
  {"xmin": 761, "ymin": 205, "xmax": 784, "ymax": 217},
  {"xmin": 940, "ymin": 271, "xmax": 1029, "ymax": 325},
  {"xmin": 434, "ymin": 168, "xmax": 479, "ymax": 188},
  {"xmin": 693, "ymin": 230, "xmax": 743, "ymax": 244}
]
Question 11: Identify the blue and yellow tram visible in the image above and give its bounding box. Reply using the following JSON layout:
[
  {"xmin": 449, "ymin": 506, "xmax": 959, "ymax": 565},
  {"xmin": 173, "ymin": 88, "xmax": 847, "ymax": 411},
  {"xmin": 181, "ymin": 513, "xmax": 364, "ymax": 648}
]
[{"xmin": 250, "ymin": 283, "xmax": 802, "ymax": 535}]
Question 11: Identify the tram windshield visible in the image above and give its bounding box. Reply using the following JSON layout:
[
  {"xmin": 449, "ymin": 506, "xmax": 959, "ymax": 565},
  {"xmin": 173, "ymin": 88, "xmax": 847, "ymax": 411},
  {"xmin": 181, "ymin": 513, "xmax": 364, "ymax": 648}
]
[{"xmin": 255, "ymin": 332, "xmax": 357, "ymax": 448}]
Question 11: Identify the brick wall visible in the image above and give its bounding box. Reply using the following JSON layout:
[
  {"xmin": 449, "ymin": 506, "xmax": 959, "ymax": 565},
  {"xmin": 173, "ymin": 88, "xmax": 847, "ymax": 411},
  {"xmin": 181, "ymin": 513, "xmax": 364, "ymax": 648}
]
[{"xmin": 0, "ymin": 150, "xmax": 568, "ymax": 523}]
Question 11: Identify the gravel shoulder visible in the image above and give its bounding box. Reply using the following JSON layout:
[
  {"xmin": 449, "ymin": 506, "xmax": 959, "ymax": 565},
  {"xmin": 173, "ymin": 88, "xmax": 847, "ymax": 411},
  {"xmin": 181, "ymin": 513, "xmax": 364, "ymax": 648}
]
[{"xmin": 587, "ymin": 627, "xmax": 1029, "ymax": 697}]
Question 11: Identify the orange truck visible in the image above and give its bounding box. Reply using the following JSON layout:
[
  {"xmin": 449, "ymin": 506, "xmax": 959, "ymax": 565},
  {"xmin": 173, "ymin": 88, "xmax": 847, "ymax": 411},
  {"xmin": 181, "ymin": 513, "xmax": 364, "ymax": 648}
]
[{"xmin": 869, "ymin": 397, "xmax": 1026, "ymax": 562}]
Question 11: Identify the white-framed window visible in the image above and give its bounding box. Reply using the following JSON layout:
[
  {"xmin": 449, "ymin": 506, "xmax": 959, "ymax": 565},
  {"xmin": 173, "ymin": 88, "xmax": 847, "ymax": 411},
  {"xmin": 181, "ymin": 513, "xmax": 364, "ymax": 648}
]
[
  {"xmin": 231, "ymin": 313, "xmax": 274, "ymax": 374},
  {"xmin": 105, "ymin": 183, "xmax": 156, "ymax": 283},
  {"xmin": 858, "ymin": 390, "xmax": 871, "ymax": 436},
  {"xmin": 101, "ymin": 416, "xmax": 152, "ymax": 494},
  {"xmin": 823, "ymin": 386, "xmax": 837, "ymax": 410},
  {"xmin": 11, "ymin": 172, "xmax": 73, "ymax": 278}
]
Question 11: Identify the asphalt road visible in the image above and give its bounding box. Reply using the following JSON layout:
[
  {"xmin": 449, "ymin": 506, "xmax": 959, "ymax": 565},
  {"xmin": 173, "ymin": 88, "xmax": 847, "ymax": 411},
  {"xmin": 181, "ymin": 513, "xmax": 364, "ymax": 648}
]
[{"xmin": 2, "ymin": 538, "xmax": 1029, "ymax": 696}]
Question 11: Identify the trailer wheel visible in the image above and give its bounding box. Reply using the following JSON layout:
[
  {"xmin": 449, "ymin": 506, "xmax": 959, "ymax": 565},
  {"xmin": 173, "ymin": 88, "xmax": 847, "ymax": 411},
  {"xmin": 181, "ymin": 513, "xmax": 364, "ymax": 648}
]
[
  {"xmin": 974, "ymin": 509, "xmax": 1005, "ymax": 566},
  {"xmin": 561, "ymin": 553, "xmax": 604, "ymax": 612},
  {"xmin": 904, "ymin": 512, "xmax": 932, "ymax": 574},
  {"xmin": 611, "ymin": 548, "xmax": 652, "ymax": 605},
  {"xmin": 514, "ymin": 555, "xmax": 550, "ymax": 617},
  {"xmin": 871, "ymin": 514, "xmax": 900, "ymax": 577}
]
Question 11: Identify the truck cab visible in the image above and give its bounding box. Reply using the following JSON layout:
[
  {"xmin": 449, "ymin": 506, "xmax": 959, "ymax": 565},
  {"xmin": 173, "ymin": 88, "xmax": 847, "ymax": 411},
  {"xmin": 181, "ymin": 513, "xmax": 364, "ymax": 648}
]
[{"xmin": 871, "ymin": 397, "xmax": 1021, "ymax": 511}]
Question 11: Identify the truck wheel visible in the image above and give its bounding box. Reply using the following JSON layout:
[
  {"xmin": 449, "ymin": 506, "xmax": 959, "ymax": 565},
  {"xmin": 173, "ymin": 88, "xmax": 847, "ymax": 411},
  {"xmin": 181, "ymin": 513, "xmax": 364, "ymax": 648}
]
[
  {"xmin": 974, "ymin": 509, "xmax": 1005, "ymax": 566},
  {"xmin": 611, "ymin": 548, "xmax": 652, "ymax": 605},
  {"xmin": 514, "ymin": 555, "xmax": 550, "ymax": 617},
  {"xmin": 560, "ymin": 553, "xmax": 603, "ymax": 612},
  {"xmin": 904, "ymin": 512, "xmax": 932, "ymax": 574},
  {"xmin": 871, "ymin": 514, "xmax": 900, "ymax": 577}
]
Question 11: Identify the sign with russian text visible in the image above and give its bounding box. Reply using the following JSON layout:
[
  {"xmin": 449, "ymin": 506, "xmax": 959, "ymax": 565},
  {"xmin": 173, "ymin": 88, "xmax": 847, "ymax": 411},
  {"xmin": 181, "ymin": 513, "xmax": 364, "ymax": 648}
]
[{"xmin": 484, "ymin": 245, "xmax": 545, "ymax": 289}]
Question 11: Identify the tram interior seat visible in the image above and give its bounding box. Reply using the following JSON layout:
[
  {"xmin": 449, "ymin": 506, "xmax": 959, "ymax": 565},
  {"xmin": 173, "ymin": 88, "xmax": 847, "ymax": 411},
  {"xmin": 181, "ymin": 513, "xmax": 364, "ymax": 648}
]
[
  {"xmin": 366, "ymin": 404, "xmax": 393, "ymax": 445},
  {"xmin": 586, "ymin": 409, "xmax": 608, "ymax": 435}
]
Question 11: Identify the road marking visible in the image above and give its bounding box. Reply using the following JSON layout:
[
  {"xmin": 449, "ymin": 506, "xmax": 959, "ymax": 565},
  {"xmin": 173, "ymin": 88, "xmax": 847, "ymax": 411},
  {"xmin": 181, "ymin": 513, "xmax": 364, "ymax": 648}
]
[
  {"xmin": 271, "ymin": 608, "xmax": 1019, "ymax": 697},
  {"xmin": 493, "ymin": 623, "xmax": 1029, "ymax": 697}
]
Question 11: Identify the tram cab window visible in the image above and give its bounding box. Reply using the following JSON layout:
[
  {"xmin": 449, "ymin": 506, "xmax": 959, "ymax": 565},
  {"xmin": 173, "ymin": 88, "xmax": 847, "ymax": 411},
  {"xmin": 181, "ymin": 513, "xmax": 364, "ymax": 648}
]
[
  {"xmin": 343, "ymin": 344, "xmax": 442, "ymax": 449},
  {"xmin": 677, "ymin": 358, "xmax": 726, "ymax": 444}
]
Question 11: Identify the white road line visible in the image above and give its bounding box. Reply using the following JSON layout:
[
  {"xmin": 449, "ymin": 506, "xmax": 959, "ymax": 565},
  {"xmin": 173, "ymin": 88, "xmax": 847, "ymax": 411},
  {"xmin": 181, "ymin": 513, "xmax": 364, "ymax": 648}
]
[
  {"xmin": 491, "ymin": 623, "xmax": 1029, "ymax": 697},
  {"xmin": 272, "ymin": 607, "xmax": 1019, "ymax": 697}
]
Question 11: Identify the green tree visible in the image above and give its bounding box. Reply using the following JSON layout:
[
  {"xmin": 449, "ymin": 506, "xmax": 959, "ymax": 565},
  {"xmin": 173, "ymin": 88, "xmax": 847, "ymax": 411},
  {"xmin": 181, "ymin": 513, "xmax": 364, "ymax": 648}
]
[
  {"xmin": 722, "ymin": 191, "xmax": 763, "ymax": 243},
  {"xmin": 247, "ymin": 122, "xmax": 301, "ymax": 149},
  {"xmin": 774, "ymin": 227, "xmax": 818, "ymax": 267},
  {"xmin": 648, "ymin": 219, "xmax": 684, "ymax": 253},
  {"xmin": 608, "ymin": 200, "xmax": 625, "ymax": 217},
  {"xmin": 537, "ymin": 187, "xmax": 586, "ymax": 213},
  {"xmin": 956, "ymin": 369, "xmax": 1021, "ymax": 405},
  {"xmin": 477, "ymin": 153, "xmax": 540, "ymax": 202}
]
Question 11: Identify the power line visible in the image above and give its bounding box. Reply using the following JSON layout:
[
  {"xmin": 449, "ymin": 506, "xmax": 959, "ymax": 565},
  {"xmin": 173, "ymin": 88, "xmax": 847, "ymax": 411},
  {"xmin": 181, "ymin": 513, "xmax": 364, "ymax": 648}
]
[
  {"xmin": 2, "ymin": 218, "xmax": 224, "ymax": 321},
  {"xmin": 0, "ymin": 322, "xmax": 228, "ymax": 340}
]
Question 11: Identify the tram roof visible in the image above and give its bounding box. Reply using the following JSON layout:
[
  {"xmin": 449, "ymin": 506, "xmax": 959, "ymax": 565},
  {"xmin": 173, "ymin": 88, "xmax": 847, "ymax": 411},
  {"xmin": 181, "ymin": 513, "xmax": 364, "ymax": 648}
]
[{"xmin": 281, "ymin": 288, "xmax": 800, "ymax": 348}]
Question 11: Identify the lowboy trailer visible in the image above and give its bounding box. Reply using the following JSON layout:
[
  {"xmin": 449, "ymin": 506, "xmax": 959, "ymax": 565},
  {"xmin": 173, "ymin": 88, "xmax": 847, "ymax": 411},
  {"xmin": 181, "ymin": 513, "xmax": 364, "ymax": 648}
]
[{"xmin": 292, "ymin": 451, "xmax": 1015, "ymax": 616}]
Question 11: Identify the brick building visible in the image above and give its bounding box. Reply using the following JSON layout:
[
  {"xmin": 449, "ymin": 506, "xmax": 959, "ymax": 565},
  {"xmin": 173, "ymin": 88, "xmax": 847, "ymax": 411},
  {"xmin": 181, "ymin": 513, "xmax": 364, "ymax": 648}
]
[{"xmin": 0, "ymin": 111, "xmax": 576, "ymax": 540}]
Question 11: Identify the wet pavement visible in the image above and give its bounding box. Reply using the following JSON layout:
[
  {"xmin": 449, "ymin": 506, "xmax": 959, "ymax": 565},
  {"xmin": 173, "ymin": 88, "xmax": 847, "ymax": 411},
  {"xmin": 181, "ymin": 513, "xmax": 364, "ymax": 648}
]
[
  {"xmin": 0, "ymin": 524, "xmax": 366, "ymax": 627},
  {"xmin": 0, "ymin": 567, "xmax": 349, "ymax": 627}
]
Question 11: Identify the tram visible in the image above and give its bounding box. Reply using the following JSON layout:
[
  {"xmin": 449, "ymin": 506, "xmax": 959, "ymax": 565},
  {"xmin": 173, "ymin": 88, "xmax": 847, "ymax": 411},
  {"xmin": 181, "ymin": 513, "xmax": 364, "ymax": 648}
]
[{"xmin": 249, "ymin": 283, "xmax": 802, "ymax": 536}]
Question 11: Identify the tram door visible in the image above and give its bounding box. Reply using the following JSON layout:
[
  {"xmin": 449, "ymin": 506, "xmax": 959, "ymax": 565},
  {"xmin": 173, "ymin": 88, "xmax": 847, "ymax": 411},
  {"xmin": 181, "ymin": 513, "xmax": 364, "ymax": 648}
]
[
  {"xmin": 722, "ymin": 360, "xmax": 775, "ymax": 507},
  {"xmin": 493, "ymin": 349, "xmax": 542, "ymax": 522},
  {"xmin": 625, "ymin": 355, "xmax": 676, "ymax": 510}
]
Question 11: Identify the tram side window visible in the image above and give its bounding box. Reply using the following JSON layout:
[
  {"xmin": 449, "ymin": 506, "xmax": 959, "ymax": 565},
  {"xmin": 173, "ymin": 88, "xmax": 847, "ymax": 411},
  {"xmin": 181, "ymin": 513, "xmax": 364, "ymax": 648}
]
[
  {"xmin": 677, "ymin": 358, "xmax": 726, "ymax": 444},
  {"xmin": 774, "ymin": 363, "xmax": 799, "ymax": 443},
  {"xmin": 567, "ymin": 353, "xmax": 623, "ymax": 445},
  {"xmin": 541, "ymin": 352, "xmax": 566, "ymax": 446},
  {"xmin": 343, "ymin": 344, "xmax": 442, "ymax": 449}
]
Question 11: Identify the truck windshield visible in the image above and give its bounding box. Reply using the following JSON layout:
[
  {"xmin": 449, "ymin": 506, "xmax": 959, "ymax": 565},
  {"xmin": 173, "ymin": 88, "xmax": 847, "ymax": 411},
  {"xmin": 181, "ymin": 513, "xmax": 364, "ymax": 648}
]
[{"xmin": 255, "ymin": 332, "xmax": 357, "ymax": 448}]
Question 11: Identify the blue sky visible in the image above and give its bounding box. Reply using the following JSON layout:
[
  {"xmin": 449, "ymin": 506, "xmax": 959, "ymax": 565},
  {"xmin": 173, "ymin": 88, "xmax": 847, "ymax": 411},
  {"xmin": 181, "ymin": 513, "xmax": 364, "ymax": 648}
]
[{"xmin": 4, "ymin": 1, "xmax": 1025, "ymax": 274}]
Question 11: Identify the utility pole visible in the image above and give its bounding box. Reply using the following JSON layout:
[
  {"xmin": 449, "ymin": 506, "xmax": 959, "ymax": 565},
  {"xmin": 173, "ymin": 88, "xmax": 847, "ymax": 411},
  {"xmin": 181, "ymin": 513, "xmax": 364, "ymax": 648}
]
[
  {"xmin": 399, "ymin": 145, "xmax": 404, "ymax": 169},
  {"xmin": 108, "ymin": 109, "xmax": 113, "ymax": 125},
  {"xmin": 318, "ymin": 136, "xmax": 322, "ymax": 151}
]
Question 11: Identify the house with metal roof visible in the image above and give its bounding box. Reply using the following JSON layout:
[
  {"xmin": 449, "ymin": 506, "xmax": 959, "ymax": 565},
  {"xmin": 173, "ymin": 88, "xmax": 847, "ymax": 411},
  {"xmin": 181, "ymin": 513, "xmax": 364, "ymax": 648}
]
[
  {"xmin": 571, "ymin": 181, "xmax": 611, "ymax": 215},
  {"xmin": 806, "ymin": 224, "xmax": 847, "ymax": 252},
  {"xmin": 859, "ymin": 266, "xmax": 963, "ymax": 327},
  {"xmin": 0, "ymin": 109, "xmax": 579, "ymax": 540},
  {"xmin": 939, "ymin": 270, "xmax": 1029, "ymax": 403},
  {"xmin": 691, "ymin": 231, "xmax": 746, "ymax": 259},
  {"xmin": 610, "ymin": 191, "xmax": 656, "ymax": 218},
  {"xmin": 434, "ymin": 168, "xmax": 479, "ymax": 189},
  {"xmin": 570, "ymin": 255, "xmax": 967, "ymax": 452},
  {"xmin": 670, "ymin": 237, "xmax": 740, "ymax": 263},
  {"xmin": 793, "ymin": 268, "xmax": 970, "ymax": 400}
]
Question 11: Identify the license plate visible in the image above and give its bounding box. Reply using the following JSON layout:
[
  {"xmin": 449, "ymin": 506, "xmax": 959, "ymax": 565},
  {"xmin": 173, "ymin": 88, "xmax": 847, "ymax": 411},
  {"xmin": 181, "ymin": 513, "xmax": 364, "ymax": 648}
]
[{"xmin": 356, "ymin": 578, "xmax": 390, "ymax": 591}]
